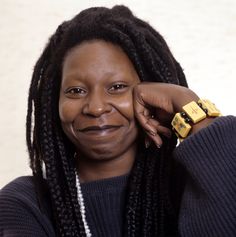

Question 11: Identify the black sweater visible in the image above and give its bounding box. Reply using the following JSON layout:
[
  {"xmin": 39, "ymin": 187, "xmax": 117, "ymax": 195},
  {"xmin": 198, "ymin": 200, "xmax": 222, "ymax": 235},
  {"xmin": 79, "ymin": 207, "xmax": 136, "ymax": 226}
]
[{"xmin": 0, "ymin": 116, "xmax": 236, "ymax": 237}]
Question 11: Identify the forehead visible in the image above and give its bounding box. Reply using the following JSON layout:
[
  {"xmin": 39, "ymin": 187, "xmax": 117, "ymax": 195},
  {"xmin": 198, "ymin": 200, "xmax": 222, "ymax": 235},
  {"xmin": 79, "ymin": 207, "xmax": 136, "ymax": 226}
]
[
  {"xmin": 64, "ymin": 40, "xmax": 126, "ymax": 60},
  {"xmin": 62, "ymin": 40, "xmax": 139, "ymax": 82}
]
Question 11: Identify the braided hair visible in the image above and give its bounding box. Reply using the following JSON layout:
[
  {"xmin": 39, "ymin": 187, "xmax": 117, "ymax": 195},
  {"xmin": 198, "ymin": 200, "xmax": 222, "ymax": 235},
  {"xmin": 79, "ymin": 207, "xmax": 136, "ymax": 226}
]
[{"xmin": 27, "ymin": 5, "xmax": 187, "ymax": 236}]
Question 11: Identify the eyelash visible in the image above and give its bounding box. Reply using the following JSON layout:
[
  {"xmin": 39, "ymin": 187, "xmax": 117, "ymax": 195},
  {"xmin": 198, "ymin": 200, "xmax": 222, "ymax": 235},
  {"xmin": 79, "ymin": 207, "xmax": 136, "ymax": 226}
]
[
  {"xmin": 109, "ymin": 83, "xmax": 128, "ymax": 92},
  {"xmin": 64, "ymin": 83, "xmax": 128, "ymax": 97},
  {"xmin": 65, "ymin": 87, "xmax": 86, "ymax": 95}
]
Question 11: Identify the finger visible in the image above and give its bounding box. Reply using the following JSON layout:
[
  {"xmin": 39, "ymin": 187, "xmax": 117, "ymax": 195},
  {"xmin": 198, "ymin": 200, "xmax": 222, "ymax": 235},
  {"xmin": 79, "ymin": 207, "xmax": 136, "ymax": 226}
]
[
  {"xmin": 144, "ymin": 118, "xmax": 172, "ymax": 147},
  {"xmin": 144, "ymin": 109, "xmax": 150, "ymax": 117},
  {"xmin": 134, "ymin": 100, "xmax": 157, "ymax": 135},
  {"xmin": 145, "ymin": 129, "xmax": 163, "ymax": 148},
  {"xmin": 148, "ymin": 118, "xmax": 172, "ymax": 138}
]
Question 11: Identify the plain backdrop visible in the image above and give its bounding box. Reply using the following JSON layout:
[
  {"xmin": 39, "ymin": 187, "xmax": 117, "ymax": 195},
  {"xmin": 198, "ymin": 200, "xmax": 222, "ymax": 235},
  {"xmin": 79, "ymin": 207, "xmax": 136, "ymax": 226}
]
[{"xmin": 0, "ymin": 0, "xmax": 236, "ymax": 188}]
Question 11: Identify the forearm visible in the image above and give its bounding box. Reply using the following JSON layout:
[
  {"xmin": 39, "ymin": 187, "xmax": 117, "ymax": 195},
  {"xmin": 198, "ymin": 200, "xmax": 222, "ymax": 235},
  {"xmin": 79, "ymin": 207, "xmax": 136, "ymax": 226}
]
[{"xmin": 174, "ymin": 116, "xmax": 236, "ymax": 237}]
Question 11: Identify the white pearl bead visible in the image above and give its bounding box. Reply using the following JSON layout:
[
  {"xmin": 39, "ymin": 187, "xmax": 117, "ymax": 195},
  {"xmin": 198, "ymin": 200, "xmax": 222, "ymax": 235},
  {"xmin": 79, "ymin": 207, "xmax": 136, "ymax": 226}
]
[{"xmin": 75, "ymin": 170, "xmax": 92, "ymax": 237}]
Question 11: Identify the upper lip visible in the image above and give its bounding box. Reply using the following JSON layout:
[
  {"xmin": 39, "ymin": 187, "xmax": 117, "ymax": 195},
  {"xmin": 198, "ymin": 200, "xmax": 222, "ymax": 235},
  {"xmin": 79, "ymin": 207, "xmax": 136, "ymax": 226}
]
[{"xmin": 78, "ymin": 125, "xmax": 121, "ymax": 132}]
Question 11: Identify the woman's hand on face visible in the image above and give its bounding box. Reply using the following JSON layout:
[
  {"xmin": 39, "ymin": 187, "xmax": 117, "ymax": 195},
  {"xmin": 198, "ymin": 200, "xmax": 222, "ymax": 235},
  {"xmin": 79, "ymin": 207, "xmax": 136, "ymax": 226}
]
[{"xmin": 133, "ymin": 82, "xmax": 199, "ymax": 147}]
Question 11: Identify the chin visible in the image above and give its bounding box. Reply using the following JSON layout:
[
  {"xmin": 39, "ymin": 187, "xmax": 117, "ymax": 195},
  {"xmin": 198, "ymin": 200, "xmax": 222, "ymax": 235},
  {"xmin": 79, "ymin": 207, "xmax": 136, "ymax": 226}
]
[
  {"xmin": 72, "ymin": 125, "xmax": 139, "ymax": 162},
  {"xmin": 76, "ymin": 138, "xmax": 137, "ymax": 162},
  {"xmin": 77, "ymin": 144, "xmax": 121, "ymax": 161}
]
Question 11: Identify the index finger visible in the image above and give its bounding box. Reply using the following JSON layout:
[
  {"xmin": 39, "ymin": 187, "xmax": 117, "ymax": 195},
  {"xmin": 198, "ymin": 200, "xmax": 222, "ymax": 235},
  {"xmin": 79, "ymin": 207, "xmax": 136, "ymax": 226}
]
[{"xmin": 133, "ymin": 89, "xmax": 157, "ymax": 135}]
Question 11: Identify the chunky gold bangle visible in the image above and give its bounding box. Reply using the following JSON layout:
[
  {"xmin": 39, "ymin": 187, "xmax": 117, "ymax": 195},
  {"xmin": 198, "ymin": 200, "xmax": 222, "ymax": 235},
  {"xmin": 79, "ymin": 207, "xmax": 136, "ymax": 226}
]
[{"xmin": 171, "ymin": 99, "xmax": 221, "ymax": 140}]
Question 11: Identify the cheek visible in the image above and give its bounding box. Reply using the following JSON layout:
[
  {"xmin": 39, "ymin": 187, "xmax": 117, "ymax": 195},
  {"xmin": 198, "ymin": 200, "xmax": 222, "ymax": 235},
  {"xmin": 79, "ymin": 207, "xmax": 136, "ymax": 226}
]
[
  {"xmin": 59, "ymin": 99, "xmax": 80, "ymax": 144},
  {"xmin": 59, "ymin": 99, "xmax": 79, "ymax": 123},
  {"xmin": 114, "ymin": 93, "xmax": 135, "ymax": 122}
]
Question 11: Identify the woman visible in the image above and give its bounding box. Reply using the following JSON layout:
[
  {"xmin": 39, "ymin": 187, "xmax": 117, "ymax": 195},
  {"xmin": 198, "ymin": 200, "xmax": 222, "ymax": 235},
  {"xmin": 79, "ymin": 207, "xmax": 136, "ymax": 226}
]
[{"xmin": 0, "ymin": 5, "xmax": 235, "ymax": 237}]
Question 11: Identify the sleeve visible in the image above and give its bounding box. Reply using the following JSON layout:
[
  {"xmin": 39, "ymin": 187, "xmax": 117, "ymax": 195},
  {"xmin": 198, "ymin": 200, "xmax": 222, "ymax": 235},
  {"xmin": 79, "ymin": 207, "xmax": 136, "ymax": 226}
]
[
  {"xmin": 0, "ymin": 177, "xmax": 55, "ymax": 237},
  {"xmin": 173, "ymin": 116, "xmax": 236, "ymax": 237}
]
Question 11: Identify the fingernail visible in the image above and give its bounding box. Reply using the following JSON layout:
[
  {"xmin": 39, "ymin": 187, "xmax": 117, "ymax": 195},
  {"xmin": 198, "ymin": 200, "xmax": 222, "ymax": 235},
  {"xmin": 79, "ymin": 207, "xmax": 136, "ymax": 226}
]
[
  {"xmin": 145, "ymin": 139, "xmax": 150, "ymax": 149},
  {"xmin": 156, "ymin": 144, "xmax": 162, "ymax": 149},
  {"xmin": 148, "ymin": 130, "xmax": 156, "ymax": 136}
]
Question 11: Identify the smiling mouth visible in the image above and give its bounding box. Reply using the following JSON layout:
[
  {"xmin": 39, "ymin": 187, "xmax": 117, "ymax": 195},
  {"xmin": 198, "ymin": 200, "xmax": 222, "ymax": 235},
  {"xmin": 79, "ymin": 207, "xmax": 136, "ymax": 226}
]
[{"xmin": 78, "ymin": 125, "xmax": 121, "ymax": 133}]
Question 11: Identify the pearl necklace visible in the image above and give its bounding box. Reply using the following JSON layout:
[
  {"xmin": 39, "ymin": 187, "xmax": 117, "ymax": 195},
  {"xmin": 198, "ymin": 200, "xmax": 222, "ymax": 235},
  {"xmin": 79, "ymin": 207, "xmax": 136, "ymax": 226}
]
[{"xmin": 75, "ymin": 170, "xmax": 92, "ymax": 237}]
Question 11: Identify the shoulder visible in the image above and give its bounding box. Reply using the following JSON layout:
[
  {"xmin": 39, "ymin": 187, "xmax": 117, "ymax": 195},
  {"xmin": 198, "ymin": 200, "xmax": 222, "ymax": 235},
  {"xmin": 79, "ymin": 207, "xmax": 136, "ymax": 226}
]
[
  {"xmin": 0, "ymin": 176, "xmax": 37, "ymax": 207},
  {"xmin": 0, "ymin": 176, "xmax": 55, "ymax": 236},
  {"xmin": 1, "ymin": 176, "xmax": 34, "ymax": 193},
  {"xmin": 0, "ymin": 176, "xmax": 34, "ymax": 199}
]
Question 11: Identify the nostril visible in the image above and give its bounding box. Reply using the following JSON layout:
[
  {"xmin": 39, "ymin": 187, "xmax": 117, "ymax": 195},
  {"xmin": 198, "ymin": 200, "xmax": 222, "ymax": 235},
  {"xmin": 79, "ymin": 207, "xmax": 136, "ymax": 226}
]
[{"xmin": 82, "ymin": 102, "xmax": 112, "ymax": 117}]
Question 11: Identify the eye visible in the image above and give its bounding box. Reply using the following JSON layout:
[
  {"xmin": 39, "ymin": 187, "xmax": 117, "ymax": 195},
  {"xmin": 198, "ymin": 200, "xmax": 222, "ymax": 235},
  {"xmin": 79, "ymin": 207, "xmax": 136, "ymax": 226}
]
[
  {"xmin": 64, "ymin": 87, "xmax": 87, "ymax": 98},
  {"xmin": 109, "ymin": 83, "xmax": 128, "ymax": 93}
]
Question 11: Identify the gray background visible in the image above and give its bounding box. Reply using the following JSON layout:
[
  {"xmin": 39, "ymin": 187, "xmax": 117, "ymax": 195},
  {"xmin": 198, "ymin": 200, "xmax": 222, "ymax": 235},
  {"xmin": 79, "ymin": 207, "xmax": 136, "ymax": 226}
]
[{"xmin": 1, "ymin": 0, "xmax": 236, "ymax": 188}]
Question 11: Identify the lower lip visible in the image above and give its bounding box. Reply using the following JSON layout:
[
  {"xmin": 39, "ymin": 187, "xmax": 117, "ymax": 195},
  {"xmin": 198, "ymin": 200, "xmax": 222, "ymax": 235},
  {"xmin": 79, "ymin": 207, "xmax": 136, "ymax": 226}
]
[{"xmin": 80, "ymin": 127, "xmax": 121, "ymax": 138}]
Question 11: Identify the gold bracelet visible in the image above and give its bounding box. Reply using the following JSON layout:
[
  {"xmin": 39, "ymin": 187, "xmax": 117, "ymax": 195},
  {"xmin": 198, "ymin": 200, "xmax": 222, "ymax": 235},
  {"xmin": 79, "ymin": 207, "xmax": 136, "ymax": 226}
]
[{"xmin": 171, "ymin": 99, "xmax": 221, "ymax": 141}]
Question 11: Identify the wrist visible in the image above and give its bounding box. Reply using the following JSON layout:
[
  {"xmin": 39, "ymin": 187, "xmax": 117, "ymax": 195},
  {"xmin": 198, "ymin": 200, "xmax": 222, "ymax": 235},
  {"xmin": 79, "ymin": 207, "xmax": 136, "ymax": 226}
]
[
  {"xmin": 172, "ymin": 87, "xmax": 199, "ymax": 113},
  {"xmin": 190, "ymin": 117, "xmax": 215, "ymax": 135},
  {"xmin": 171, "ymin": 99, "xmax": 221, "ymax": 141}
]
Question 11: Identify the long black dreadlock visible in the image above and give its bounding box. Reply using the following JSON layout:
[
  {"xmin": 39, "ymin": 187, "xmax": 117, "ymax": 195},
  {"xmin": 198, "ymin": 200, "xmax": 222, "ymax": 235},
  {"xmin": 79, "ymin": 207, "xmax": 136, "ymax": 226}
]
[{"xmin": 27, "ymin": 5, "xmax": 187, "ymax": 236}]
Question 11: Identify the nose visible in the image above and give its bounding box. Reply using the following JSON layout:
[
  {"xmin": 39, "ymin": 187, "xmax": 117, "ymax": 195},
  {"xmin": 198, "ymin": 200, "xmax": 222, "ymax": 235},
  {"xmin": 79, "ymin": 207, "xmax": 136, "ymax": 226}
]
[{"xmin": 82, "ymin": 91, "xmax": 112, "ymax": 117}]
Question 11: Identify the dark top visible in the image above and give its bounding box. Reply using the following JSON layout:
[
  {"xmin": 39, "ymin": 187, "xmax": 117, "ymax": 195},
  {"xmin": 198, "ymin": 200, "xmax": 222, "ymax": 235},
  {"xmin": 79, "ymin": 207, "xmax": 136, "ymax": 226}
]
[{"xmin": 0, "ymin": 116, "xmax": 236, "ymax": 237}]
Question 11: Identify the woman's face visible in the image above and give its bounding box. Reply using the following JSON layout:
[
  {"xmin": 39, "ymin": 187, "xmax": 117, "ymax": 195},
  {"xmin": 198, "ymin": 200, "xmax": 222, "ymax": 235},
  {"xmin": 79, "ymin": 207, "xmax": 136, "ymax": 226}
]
[{"xmin": 59, "ymin": 40, "xmax": 140, "ymax": 161}]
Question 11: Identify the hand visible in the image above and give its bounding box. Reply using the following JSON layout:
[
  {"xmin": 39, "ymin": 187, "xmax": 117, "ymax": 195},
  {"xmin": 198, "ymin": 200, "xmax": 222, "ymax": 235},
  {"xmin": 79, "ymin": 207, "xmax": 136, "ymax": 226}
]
[{"xmin": 133, "ymin": 82, "xmax": 200, "ymax": 147}]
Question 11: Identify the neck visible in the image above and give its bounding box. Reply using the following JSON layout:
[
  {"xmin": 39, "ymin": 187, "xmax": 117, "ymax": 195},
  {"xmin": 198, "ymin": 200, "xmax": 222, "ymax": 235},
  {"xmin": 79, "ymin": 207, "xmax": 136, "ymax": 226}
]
[{"xmin": 76, "ymin": 146, "xmax": 136, "ymax": 183}]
